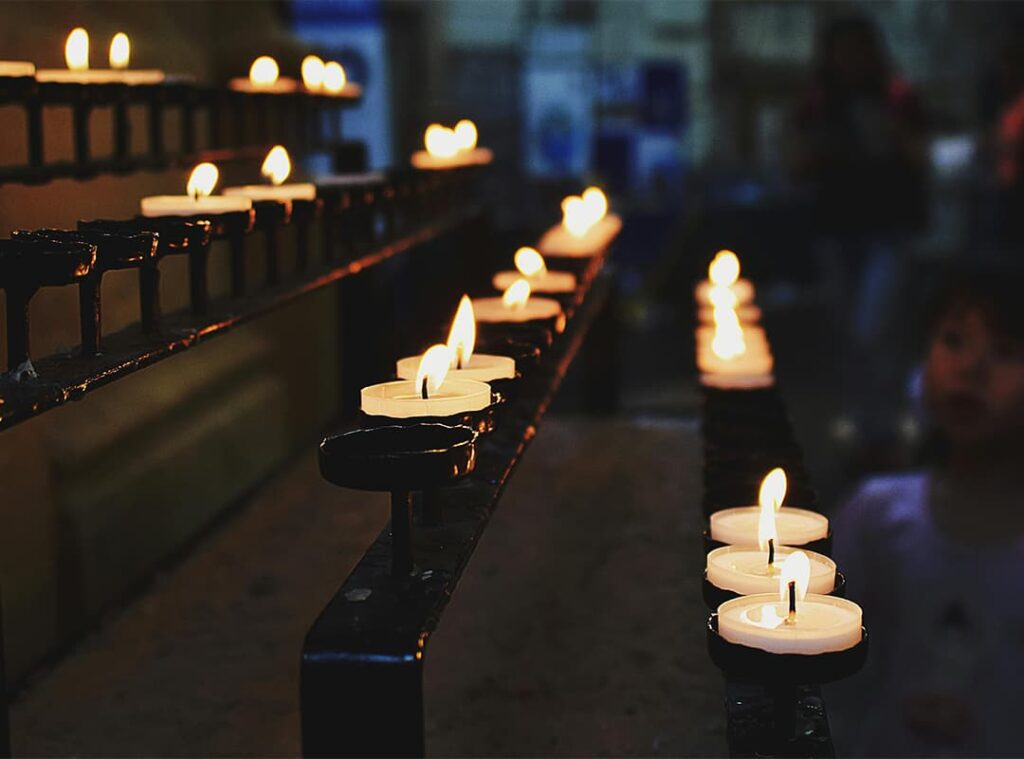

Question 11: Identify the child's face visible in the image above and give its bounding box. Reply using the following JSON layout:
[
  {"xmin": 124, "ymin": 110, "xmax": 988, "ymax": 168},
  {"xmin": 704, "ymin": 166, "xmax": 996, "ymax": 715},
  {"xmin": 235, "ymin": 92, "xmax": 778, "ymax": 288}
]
[{"xmin": 925, "ymin": 306, "xmax": 1024, "ymax": 446}]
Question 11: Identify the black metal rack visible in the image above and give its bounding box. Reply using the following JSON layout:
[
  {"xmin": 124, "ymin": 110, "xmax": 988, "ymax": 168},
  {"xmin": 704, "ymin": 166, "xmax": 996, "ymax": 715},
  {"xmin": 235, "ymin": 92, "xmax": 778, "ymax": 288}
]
[{"xmin": 300, "ymin": 250, "xmax": 614, "ymax": 758}]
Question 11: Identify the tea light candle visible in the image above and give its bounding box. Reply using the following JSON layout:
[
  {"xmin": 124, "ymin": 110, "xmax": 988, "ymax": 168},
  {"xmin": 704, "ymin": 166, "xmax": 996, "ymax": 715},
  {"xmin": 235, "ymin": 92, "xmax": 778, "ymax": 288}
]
[
  {"xmin": 363, "ymin": 344, "xmax": 492, "ymax": 418},
  {"xmin": 473, "ymin": 279, "xmax": 562, "ymax": 325},
  {"xmin": 696, "ymin": 310, "xmax": 774, "ymax": 387},
  {"xmin": 695, "ymin": 250, "xmax": 754, "ymax": 307},
  {"xmin": 223, "ymin": 145, "xmax": 316, "ymax": 202},
  {"xmin": 229, "ymin": 55, "xmax": 298, "ymax": 93},
  {"xmin": 492, "ymin": 247, "xmax": 575, "ymax": 294},
  {"xmin": 717, "ymin": 553, "xmax": 862, "ymax": 655},
  {"xmin": 140, "ymin": 163, "xmax": 252, "ymax": 218},
  {"xmin": 709, "ymin": 468, "xmax": 829, "ymax": 547},
  {"xmin": 411, "ymin": 121, "xmax": 493, "ymax": 169},
  {"xmin": 0, "ymin": 61, "xmax": 35, "ymax": 78},
  {"xmin": 37, "ymin": 29, "xmax": 165, "ymax": 85},
  {"xmin": 706, "ymin": 545, "xmax": 836, "ymax": 596},
  {"xmin": 396, "ymin": 296, "xmax": 516, "ymax": 383},
  {"xmin": 698, "ymin": 303, "xmax": 761, "ymax": 325},
  {"xmin": 538, "ymin": 215, "xmax": 623, "ymax": 258}
]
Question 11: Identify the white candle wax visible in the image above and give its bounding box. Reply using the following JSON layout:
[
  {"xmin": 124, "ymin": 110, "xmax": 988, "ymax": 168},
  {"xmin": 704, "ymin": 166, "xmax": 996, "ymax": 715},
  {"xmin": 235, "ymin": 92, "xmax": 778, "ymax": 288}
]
[
  {"xmin": 361, "ymin": 377, "xmax": 491, "ymax": 419},
  {"xmin": 222, "ymin": 183, "xmax": 317, "ymax": 202},
  {"xmin": 0, "ymin": 61, "xmax": 35, "ymax": 77},
  {"xmin": 710, "ymin": 506, "xmax": 829, "ymax": 547},
  {"xmin": 410, "ymin": 147, "xmax": 494, "ymax": 170},
  {"xmin": 228, "ymin": 77, "xmax": 299, "ymax": 93},
  {"xmin": 140, "ymin": 195, "xmax": 252, "ymax": 218},
  {"xmin": 717, "ymin": 593, "xmax": 862, "ymax": 655},
  {"xmin": 695, "ymin": 279, "xmax": 755, "ymax": 307},
  {"xmin": 699, "ymin": 372, "xmax": 775, "ymax": 390},
  {"xmin": 538, "ymin": 214, "xmax": 622, "ymax": 258},
  {"xmin": 396, "ymin": 353, "xmax": 515, "ymax": 384},
  {"xmin": 696, "ymin": 349, "xmax": 774, "ymax": 378},
  {"xmin": 492, "ymin": 270, "xmax": 576, "ymax": 294},
  {"xmin": 706, "ymin": 545, "xmax": 836, "ymax": 596},
  {"xmin": 472, "ymin": 296, "xmax": 562, "ymax": 324}
]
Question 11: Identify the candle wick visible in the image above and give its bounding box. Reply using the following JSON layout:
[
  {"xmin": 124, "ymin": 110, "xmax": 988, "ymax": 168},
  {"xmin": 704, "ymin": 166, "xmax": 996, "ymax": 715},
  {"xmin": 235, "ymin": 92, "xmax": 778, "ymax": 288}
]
[
  {"xmin": 767, "ymin": 538, "xmax": 775, "ymax": 567},
  {"xmin": 786, "ymin": 580, "xmax": 796, "ymax": 625},
  {"xmin": 421, "ymin": 377, "xmax": 428, "ymax": 400},
  {"xmin": 456, "ymin": 346, "xmax": 463, "ymax": 370}
]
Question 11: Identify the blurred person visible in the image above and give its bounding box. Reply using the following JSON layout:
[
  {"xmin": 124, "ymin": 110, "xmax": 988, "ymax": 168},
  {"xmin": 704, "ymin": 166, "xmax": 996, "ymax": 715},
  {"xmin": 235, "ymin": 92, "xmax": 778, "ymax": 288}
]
[
  {"xmin": 828, "ymin": 263, "xmax": 1024, "ymax": 757},
  {"xmin": 789, "ymin": 14, "xmax": 929, "ymax": 342}
]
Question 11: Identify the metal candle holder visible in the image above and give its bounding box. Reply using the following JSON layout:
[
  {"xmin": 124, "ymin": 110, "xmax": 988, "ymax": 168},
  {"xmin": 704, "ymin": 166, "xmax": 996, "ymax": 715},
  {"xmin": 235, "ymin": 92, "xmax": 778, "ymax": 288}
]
[
  {"xmin": 12, "ymin": 229, "xmax": 159, "ymax": 356},
  {"xmin": 0, "ymin": 238, "xmax": 96, "ymax": 377},
  {"xmin": 707, "ymin": 614, "xmax": 868, "ymax": 756},
  {"xmin": 318, "ymin": 424, "xmax": 477, "ymax": 576}
]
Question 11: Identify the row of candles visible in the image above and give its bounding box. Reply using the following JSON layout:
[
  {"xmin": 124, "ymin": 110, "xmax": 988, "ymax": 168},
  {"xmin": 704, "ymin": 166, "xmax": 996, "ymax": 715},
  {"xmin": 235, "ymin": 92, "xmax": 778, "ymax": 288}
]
[
  {"xmin": 0, "ymin": 28, "xmax": 357, "ymax": 97},
  {"xmin": 694, "ymin": 251, "xmax": 866, "ymax": 662}
]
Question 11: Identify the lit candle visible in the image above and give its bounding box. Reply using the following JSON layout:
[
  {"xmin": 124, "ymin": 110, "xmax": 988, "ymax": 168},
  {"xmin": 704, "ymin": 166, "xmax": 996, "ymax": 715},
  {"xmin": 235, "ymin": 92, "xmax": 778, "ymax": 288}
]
[
  {"xmin": 716, "ymin": 552, "xmax": 863, "ymax": 655},
  {"xmin": 492, "ymin": 247, "xmax": 576, "ymax": 294},
  {"xmin": 706, "ymin": 545, "xmax": 836, "ymax": 596},
  {"xmin": 411, "ymin": 121, "xmax": 493, "ymax": 169},
  {"xmin": 696, "ymin": 284, "xmax": 761, "ymax": 325},
  {"xmin": 396, "ymin": 296, "xmax": 516, "ymax": 383},
  {"xmin": 696, "ymin": 308, "xmax": 774, "ymax": 389},
  {"xmin": 694, "ymin": 250, "xmax": 754, "ymax": 308},
  {"xmin": 229, "ymin": 55, "xmax": 298, "ymax": 93},
  {"xmin": 222, "ymin": 145, "xmax": 316, "ymax": 202},
  {"xmin": 537, "ymin": 187, "xmax": 622, "ymax": 258},
  {"xmin": 472, "ymin": 278, "xmax": 563, "ymax": 326},
  {"xmin": 301, "ymin": 55, "xmax": 325, "ymax": 91},
  {"xmin": 362, "ymin": 344, "xmax": 492, "ymax": 418},
  {"xmin": 140, "ymin": 162, "xmax": 253, "ymax": 217},
  {"xmin": 709, "ymin": 468, "xmax": 829, "ymax": 549},
  {"xmin": 37, "ymin": 28, "xmax": 164, "ymax": 84}
]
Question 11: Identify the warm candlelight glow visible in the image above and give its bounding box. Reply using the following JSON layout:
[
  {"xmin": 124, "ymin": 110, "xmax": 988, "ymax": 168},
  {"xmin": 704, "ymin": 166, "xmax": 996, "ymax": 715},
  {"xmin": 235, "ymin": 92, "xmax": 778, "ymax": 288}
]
[
  {"xmin": 757, "ymin": 491, "xmax": 778, "ymax": 553},
  {"xmin": 741, "ymin": 604, "xmax": 786, "ymax": 630},
  {"xmin": 186, "ymin": 162, "xmax": 219, "ymax": 200},
  {"xmin": 582, "ymin": 186, "xmax": 608, "ymax": 221},
  {"xmin": 779, "ymin": 551, "xmax": 811, "ymax": 603},
  {"xmin": 502, "ymin": 278, "xmax": 531, "ymax": 310},
  {"xmin": 759, "ymin": 467, "xmax": 788, "ymax": 512},
  {"xmin": 562, "ymin": 196, "xmax": 593, "ymax": 237},
  {"xmin": 301, "ymin": 55, "xmax": 325, "ymax": 89},
  {"xmin": 109, "ymin": 32, "xmax": 129, "ymax": 69},
  {"xmin": 65, "ymin": 28, "xmax": 89, "ymax": 71},
  {"xmin": 454, "ymin": 119, "xmax": 478, "ymax": 151},
  {"xmin": 708, "ymin": 249, "xmax": 740, "ymax": 287},
  {"xmin": 261, "ymin": 145, "xmax": 291, "ymax": 186},
  {"xmin": 708, "ymin": 286, "xmax": 738, "ymax": 309},
  {"xmin": 415, "ymin": 344, "xmax": 452, "ymax": 398},
  {"xmin": 424, "ymin": 124, "xmax": 459, "ymax": 159},
  {"xmin": 323, "ymin": 61, "xmax": 346, "ymax": 93},
  {"xmin": 711, "ymin": 311, "xmax": 746, "ymax": 359},
  {"xmin": 446, "ymin": 295, "xmax": 476, "ymax": 369},
  {"xmin": 514, "ymin": 246, "xmax": 546, "ymax": 277},
  {"xmin": 249, "ymin": 55, "xmax": 279, "ymax": 87}
]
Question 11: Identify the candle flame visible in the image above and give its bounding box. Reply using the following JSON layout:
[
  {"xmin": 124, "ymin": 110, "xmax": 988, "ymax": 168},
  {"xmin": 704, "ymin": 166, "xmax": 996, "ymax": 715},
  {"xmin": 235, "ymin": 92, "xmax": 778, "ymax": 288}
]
[
  {"xmin": 708, "ymin": 285, "xmax": 738, "ymax": 309},
  {"xmin": 514, "ymin": 246, "xmax": 546, "ymax": 278},
  {"xmin": 454, "ymin": 119, "xmax": 478, "ymax": 151},
  {"xmin": 109, "ymin": 32, "xmax": 129, "ymax": 69},
  {"xmin": 249, "ymin": 55, "xmax": 279, "ymax": 87},
  {"xmin": 186, "ymin": 162, "xmax": 219, "ymax": 199},
  {"xmin": 709, "ymin": 249, "xmax": 740, "ymax": 287},
  {"xmin": 562, "ymin": 195, "xmax": 594, "ymax": 237},
  {"xmin": 757, "ymin": 491, "xmax": 778, "ymax": 553},
  {"xmin": 65, "ymin": 28, "xmax": 89, "ymax": 71},
  {"xmin": 323, "ymin": 61, "xmax": 346, "ymax": 94},
  {"xmin": 582, "ymin": 186, "xmax": 608, "ymax": 221},
  {"xmin": 261, "ymin": 145, "xmax": 291, "ymax": 186},
  {"xmin": 415, "ymin": 344, "xmax": 452, "ymax": 398},
  {"xmin": 424, "ymin": 123, "xmax": 459, "ymax": 159},
  {"xmin": 711, "ymin": 310, "xmax": 746, "ymax": 359},
  {"xmin": 502, "ymin": 278, "xmax": 531, "ymax": 310},
  {"xmin": 779, "ymin": 551, "xmax": 810, "ymax": 604},
  {"xmin": 759, "ymin": 467, "xmax": 787, "ymax": 512},
  {"xmin": 446, "ymin": 295, "xmax": 476, "ymax": 369},
  {"xmin": 301, "ymin": 55, "xmax": 325, "ymax": 90}
]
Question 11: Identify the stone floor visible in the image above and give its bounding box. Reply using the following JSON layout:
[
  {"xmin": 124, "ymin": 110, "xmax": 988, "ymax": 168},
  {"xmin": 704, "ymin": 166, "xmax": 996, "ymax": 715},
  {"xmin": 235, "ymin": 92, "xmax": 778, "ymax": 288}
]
[{"xmin": 12, "ymin": 416, "xmax": 725, "ymax": 757}]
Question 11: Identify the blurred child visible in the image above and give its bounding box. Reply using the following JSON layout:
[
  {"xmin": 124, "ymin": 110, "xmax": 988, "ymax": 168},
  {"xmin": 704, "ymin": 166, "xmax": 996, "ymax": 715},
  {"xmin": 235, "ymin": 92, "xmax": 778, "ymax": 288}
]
[{"xmin": 829, "ymin": 263, "xmax": 1024, "ymax": 757}]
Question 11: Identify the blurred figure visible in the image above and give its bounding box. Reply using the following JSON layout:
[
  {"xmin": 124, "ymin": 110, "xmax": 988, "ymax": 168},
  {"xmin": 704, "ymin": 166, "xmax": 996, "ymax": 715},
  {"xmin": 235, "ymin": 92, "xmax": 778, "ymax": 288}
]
[
  {"xmin": 984, "ymin": 25, "xmax": 1024, "ymax": 242},
  {"xmin": 789, "ymin": 14, "xmax": 929, "ymax": 342},
  {"xmin": 829, "ymin": 263, "xmax": 1024, "ymax": 757}
]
